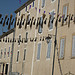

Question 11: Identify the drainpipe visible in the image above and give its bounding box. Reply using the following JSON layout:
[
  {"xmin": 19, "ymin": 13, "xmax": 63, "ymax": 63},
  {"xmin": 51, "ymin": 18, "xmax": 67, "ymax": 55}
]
[
  {"xmin": 52, "ymin": 0, "xmax": 60, "ymax": 75},
  {"xmin": 9, "ymin": 28, "xmax": 16, "ymax": 75}
]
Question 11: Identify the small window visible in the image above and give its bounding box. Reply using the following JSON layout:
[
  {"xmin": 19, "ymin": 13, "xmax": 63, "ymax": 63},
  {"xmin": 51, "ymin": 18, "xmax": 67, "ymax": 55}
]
[
  {"xmin": 17, "ymin": 51, "xmax": 19, "ymax": 62},
  {"xmin": 23, "ymin": 49, "xmax": 26, "ymax": 60},
  {"xmin": 32, "ymin": 1, "xmax": 34, "ymax": 7},
  {"xmin": 72, "ymin": 35, "xmax": 75, "ymax": 57},
  {"xmin": 37, "ymin": 43, "xmax": 41, "ymax": 60},
  {"xmin": 38, "ymin": 17, "xmax": 43, "ymax": 33},
  {"xmin": 26, "ymin": 32, "xmax": 28, "ymax": 40},
  {"xmin": 59, "ymin": 38, "xmax": 65, "ymax": 59},
  {"xmin": 4, "ymin": 48, "xmax": 6, "ymax": 58},
  {"xmin": 47, "ymin": 40, "xmax": 52, "ymax": 58},
  {"xmin": 42, "ymin": 0, "xmax": 45, "ymax": 8},
  {"xmin": 18, "ymin": 35, "xmax": 21, "ymax": 45},
  {"xmin": 19, "ymin": 11, "xmax": 20, "ymax": 16},
  {"xmin": 25, "ymin": 6, "xmax": 27, "ymax": 12},
  {"xmin": 8, "ymin": 47, "xmax": 10, "ymax": 57},
  {"xmin": 49, "ymin": 11, "xmax": 54, "ymax": 30},
  {"xmin": 63, "ymin": 5, "xmax": 68, "ymax": 19},
  {"xmin": 1, "ymin": 49, "xmax": 2, "ymax": 59}
]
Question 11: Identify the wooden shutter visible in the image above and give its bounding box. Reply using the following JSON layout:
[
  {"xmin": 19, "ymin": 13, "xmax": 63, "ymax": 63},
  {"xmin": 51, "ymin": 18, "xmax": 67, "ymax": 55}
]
[{"xmin": 72, "ymin": 36, "xmax": 75, "ymax": 57}]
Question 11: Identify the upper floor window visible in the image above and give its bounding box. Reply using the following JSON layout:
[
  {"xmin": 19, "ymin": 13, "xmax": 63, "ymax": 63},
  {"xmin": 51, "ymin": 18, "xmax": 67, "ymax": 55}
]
[
  {"xmin": 17, "ymin": 51, "xmax": 19, "ymax": 62},
  {"xmin": 25, "ymin": 6, "xmax": 27, "ymax": 12},
  {"xmin": 23, "ymin": 49, "xmax": 26, "ymax": 60},
  {"xmin": 0, "ymin": 49, "xmax": 2, "ymax": 59},
  {"xmin": 38, "ymin": 17, "xmax": 43, "ymax": 33},
  {"xmin": 8, "ymin": 47, "xmax": 10, "ymax": 57},
  {"xmin": 26, "ymin": 32, "xmax": 28, "ymax": 40},
  {"xmin": 4, "ymin": 48, "xmax": 6, "ymax": 58},
  {"xmin": 49, "ymin": 11, "xmax": 55, "ymax": 30},
  {"xmin": 59, "ymin": 38, "xmax": 65, "ymax": 59},
  {"xmin": 19, "ymin": 11, "xmax": 20, "ymax": 16},
  {"xmin": 18, "ymin": 35, "xmax": 21, "ymax": 45},
  {"xmin": 47, "ymin": 40, "xmax": 52, "ymax": 58},
  {"xmin": 72, "ymin": 35, "xmax": 75, "ymax": 57},
  {"xmin": 37, "ymin": 43, "xmax": 41, "ymax": 60},
  {"xmin": 32, "ymin": 1, "xmax": 34, "ymax": 7},
  {"xmin": 42, "ymin": 0, "xmax": 45, "ymax": 8},
  {"xmin": 63, "ymin": 5, "xmax": 68, "ymax": 19}
]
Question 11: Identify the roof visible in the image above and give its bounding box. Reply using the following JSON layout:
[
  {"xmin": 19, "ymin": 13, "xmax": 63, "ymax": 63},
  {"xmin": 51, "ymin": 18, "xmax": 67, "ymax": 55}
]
[
  {"xmin": 14, "ymin": 0, "xmax": 35, "ymax": 13},
  {"xmin": 0, "ymin": 28, "xmax": 15, "ymax": 39}
]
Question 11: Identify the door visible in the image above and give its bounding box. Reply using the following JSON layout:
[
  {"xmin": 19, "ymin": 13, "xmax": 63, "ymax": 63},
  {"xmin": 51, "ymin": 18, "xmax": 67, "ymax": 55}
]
[{"xmin": 5, "ymin": 64, "xmax": 8, "ymax": 75}]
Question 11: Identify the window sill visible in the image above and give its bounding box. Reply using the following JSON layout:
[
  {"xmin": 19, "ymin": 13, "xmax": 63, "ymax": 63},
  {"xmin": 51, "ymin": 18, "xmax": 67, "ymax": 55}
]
[
  {"xmin": 49, "ymin": 29, "xmax": 53, "ymax": 31},
  {"xmin": 46, "ymin": 58, "xmax": 50, "ymax": 60},
  {"xmin": 58, "ymin": 57, "xmax": 64, "ymax": 60},
  {"xmin": 71, "ymin": 57, "xmax": 75, "ymax": 59}
]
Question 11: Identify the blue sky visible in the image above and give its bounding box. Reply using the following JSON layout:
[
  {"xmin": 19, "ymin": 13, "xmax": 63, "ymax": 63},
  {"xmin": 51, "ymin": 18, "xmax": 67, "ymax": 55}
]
[{"xmin": 0, "ymin": 0, "xmax": 28, "ymax": 35}]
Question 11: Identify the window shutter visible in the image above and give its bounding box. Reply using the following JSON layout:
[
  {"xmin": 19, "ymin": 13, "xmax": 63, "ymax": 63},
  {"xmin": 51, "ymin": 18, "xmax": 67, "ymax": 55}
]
[
  {"xmin": 47, "ymin": 40, "xmax": 52, "ymax": 58},
  {"xmin": 72, "ymin": 36, "xmax": 75, "ymax": 57},
  {"xmin": 37, "ymin": 43, "xmax": 41, "ymax": 60},
  {"xmin": 59, "ymin": 39, "xmax": 65, "ymax": 58}
]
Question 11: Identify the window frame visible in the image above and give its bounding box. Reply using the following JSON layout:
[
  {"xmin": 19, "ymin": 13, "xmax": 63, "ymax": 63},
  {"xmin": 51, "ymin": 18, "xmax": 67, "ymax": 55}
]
[
  {"xmin": 62, "ymin": 3, "xmax": 69, "ymax": 25},
  {"xmin": 23, "ymin": 49, "xmax": 26, "ymax": 61},
  {"xmin": 38, "ymin": 16, "xmax": 43, "ymax": 34},
  {"xmin": 46, "ymin": 39, "xmax": 52, "ymax": 59},
  {"xmin": 16, "ymin": 50, "xmax": 20, "ymax": 62},
  {"xmin": 71, "ymin": 33, "xmax": 75, "ymax": 59},
  {"xmin": 49, "ymin": 9, "xmax": 55, "ymax": 31},
  {"xmin": 37, "ymin": 42, "xmax": 42, "ymax": 61},
  {"xmin": 59, "ymin": 36, "xmax": 66, "ymax": 60},
  {"xmin": 41, "ymin": 0, "xmax": 46, "ymax": 8}
]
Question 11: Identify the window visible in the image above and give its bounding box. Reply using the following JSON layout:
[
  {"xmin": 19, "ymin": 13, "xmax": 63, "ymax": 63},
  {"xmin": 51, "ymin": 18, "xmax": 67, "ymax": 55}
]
[
  {"xmin": 25, "ymin": 6, "xmax": 27, "ymax": 12},
  {"xmin": 23, "ymin": 49, "xmax": 26, "ymax": 60},
  {"xmin": 42, "ymin": 0, "xmax": 45, "ymax": 8},
  {"xmin": 49, "ymin": 11, "xmax": 54, "ymax": 30},
  {"xmin": 19, "ymin": 11, "xmax": 20, "ymax": 16},
  {"xmin": 63, "ymin": 5, "xmax": 68, "ymax": 19},
  {"xmin": 37, "ymin": 43, "xmax": 41, "ymax": 60},
  {"xmin": 38, "ymin": 17, "xmax": 43, "ymax": 33},
  {"xmin": 59, "ymin": 38, "xmax": 65, "ymax": 59},
  {"xmin": 1, "ymin": 49, "xmax": 2, "ymax": 59},
  {"xmin": 8, "ymin": 47, "xmax": 10, "ymax": 57},
  {"xmin": 4, "ymin": 48, "xmax": 6, "ymax": 58},
  {"xmin": 72, "ymin": 36, "xmax": 75, "ymax": 57},
  {"xmin": 32, "ymin": 1, "xmax": 34, "ymax": 7},
  {"xmin": 47, "ymin": 40, "xmax": 52, "ymax": 58},
  {"xmin": 18, "ymin": 35, "xmax": 21, "ymax": 45},
  {"xmin": 26, "ymin": 32, "xmax": 28, "ymax": 41},
  {"xmin": 17, "ymin": 51, "xmax": 19, "ymax": 62}
]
